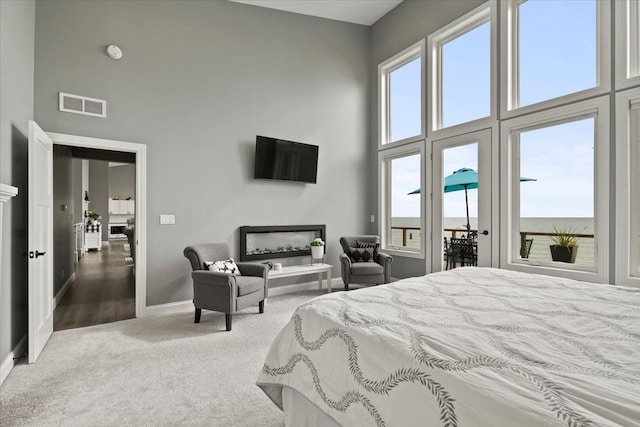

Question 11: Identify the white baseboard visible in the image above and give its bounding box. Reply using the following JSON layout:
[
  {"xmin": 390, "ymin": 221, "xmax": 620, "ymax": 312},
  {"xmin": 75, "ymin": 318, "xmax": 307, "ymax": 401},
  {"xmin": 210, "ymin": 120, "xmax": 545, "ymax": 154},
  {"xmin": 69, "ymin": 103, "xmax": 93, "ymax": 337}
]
[
  {"xmin": 144, "ymin": 278, "xmax": 343, "ymax": 316},
  {"xmin": 144, "ymin": 300, "xmax": 193, "ymax": 316},
  {"xmin": 54, "ymin": 272, "xmax": 76, "ymax": 310},
  {"xmin": 1, "ymin": 335, "xmax": 26, "ymax": 385}
]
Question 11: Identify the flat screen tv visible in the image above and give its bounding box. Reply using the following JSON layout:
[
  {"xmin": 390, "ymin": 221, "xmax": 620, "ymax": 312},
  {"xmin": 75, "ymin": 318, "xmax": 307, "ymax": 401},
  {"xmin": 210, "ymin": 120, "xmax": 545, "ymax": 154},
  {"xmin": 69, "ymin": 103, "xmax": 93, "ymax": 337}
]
[{"xmin": 254, "ymin": 136, "xmax": 319, "ymax": 184}]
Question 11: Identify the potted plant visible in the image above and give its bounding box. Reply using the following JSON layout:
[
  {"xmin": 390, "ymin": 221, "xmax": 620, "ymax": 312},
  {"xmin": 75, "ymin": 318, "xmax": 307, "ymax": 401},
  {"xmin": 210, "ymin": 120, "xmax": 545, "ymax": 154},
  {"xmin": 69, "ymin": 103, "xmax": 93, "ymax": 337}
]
[
  {"xmin": 86, "ymin": 210, "xmax": 101, "ymax": 224},
  {"xmin": 549, "ymin": 226, "xmax": 578, "ymax": 263},
  {"xmin": 310, "ymin": 238, "xmax": 325, "ymax": 260}
]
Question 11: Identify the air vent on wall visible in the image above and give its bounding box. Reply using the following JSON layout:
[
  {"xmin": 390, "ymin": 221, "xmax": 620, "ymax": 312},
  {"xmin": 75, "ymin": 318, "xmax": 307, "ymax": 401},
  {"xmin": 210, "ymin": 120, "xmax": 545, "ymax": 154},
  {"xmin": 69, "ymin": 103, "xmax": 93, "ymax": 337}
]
[{"xmin": 59, "ymin": 92, "xmax": 106, "ymax": 118}]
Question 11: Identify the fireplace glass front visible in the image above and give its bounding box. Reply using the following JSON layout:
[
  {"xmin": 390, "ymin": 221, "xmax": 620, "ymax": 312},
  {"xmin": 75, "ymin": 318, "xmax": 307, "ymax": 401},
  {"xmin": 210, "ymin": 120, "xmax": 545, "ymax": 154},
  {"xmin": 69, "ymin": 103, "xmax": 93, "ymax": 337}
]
[{"xmin": 239, "ymin": 225, "xmax": 326, "ymax": 261}]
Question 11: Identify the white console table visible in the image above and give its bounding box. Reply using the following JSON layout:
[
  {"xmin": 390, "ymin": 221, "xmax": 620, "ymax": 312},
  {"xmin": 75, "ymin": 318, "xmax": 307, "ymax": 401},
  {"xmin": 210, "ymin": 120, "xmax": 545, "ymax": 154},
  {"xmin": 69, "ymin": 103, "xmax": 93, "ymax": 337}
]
[{"xmin": 267, "ymin": 263, "xmax": 333, "ymax": 294}]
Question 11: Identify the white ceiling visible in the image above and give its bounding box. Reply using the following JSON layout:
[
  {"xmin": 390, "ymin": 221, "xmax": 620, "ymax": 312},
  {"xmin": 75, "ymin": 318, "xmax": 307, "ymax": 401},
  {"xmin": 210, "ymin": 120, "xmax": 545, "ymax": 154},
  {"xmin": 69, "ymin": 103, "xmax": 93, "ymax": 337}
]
[{"xmin": 229, "ymin": 0, "xmax": 403, "ymax": 26}]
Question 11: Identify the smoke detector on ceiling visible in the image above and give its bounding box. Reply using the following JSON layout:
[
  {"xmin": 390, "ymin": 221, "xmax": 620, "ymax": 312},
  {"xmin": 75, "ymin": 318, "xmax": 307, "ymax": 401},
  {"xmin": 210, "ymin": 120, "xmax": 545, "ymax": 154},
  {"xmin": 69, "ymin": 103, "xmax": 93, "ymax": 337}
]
[{"xmin": 106, "ymin": 44, "xmax": 123, "ymax": 60}]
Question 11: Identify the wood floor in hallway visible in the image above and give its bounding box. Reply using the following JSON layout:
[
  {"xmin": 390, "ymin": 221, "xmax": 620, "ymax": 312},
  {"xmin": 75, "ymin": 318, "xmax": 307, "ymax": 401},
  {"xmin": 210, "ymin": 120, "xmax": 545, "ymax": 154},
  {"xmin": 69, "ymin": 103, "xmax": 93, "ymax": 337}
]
[{"xmin": 54, "ymin": 240, "xmax": 135, "ymax": 331}]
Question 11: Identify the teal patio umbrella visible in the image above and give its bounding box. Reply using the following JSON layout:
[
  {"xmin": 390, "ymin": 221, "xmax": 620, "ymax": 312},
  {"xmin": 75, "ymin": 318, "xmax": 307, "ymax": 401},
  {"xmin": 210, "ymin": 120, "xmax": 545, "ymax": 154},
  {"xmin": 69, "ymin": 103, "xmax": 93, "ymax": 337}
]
[{"xmin": 408, "ymin": 168, "xmax": 536, "ymax": 234}]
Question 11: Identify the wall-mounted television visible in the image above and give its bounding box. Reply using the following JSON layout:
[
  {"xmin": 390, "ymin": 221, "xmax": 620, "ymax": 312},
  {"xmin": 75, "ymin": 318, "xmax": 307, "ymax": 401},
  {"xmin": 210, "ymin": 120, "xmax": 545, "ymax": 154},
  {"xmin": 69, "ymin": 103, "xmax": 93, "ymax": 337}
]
[{"xmin": 254, "ymin": 136, "xmax": 319, "ymax": 184}]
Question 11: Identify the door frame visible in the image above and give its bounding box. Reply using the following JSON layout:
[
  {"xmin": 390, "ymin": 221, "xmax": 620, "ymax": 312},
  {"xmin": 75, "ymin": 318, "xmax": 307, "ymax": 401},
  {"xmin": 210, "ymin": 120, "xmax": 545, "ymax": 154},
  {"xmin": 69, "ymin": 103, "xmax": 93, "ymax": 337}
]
[
  {"xmin": 430, "ymin": 127, "xmax": 499, "ymax": 271},
  {"xmin": 48, "ymin": 132, "xmax": 147, "ymax": 317}
]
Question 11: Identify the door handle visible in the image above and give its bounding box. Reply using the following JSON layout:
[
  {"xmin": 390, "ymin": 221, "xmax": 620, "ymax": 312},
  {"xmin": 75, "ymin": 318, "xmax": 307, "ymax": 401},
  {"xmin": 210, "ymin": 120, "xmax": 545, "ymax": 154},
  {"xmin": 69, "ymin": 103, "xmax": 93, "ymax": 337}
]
[
  {"xmin": 35, "ymin": 251, "xmax": 47, "ymax": 258},
  {"xmin": 481, "ymin": 230, "xmax": 489, "ymax": 236}
]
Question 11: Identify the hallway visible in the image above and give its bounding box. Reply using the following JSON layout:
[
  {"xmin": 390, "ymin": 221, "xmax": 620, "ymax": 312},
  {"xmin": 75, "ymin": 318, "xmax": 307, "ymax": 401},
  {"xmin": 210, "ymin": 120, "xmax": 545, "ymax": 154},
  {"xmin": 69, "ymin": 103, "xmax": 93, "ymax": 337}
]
[{"xmin": 54, "ymin": 241, "xmax": 135, "ymax": 331}]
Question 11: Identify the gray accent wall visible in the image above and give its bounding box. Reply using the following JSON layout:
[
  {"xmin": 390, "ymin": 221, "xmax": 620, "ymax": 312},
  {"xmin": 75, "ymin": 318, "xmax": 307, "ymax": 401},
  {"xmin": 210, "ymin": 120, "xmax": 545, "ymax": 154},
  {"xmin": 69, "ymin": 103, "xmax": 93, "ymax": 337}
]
[
  {"xmin": 88, "ymin": 161, "xmax": 109, "ymax": 242},
  {"xmin": 109, "ymin": 164, "xmax": 135, "ymax": 200},
  {"xmin": 33, "ymin": 0, "xmax": 370, "ymax": 305},
  {"xmin": 368, "ymin": 0, "xmax": 485, "ymax": 279},
  {"xmin": 52, "ymin": 145, "xmax": 75, "ymax": 296},
  {"xmin": 0, "ymin": 0, "xmax": 35, "ymax": 374}
]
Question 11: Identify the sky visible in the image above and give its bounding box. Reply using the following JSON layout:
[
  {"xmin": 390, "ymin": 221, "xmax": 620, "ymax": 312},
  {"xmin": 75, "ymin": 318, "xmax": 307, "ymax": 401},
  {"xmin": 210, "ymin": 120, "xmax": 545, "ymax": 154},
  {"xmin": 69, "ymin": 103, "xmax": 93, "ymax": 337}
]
[{"xmin": 390, "ymin": 0, "xmax": 596, "ymax": 219}]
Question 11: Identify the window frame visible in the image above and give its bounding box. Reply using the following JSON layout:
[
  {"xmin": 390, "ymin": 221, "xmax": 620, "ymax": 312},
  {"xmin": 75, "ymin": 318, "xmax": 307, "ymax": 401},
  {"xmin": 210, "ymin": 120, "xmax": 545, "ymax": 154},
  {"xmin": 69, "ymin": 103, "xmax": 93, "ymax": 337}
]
[
  {"xmin": 615, "ymin": 87, "xmax": 640, "ymax": 287},
  {"xmin": 615, "ymin": 0, "xmax": 640, "ymax": 89},
  {"xmin": 500, "ymin": 0, "xmax": 611, "ymax": 119},
  {"xmin": 378, "ymin": 141, "xmax": 427, "ymax": 259},
  {"xmin": 500, "ymin": 96, "xmax": 610, "ymax": 283},
  {"xmin": 428, "ymin": 1, "xmax": 497, "ymax": 137},
  {"xmin": 378, "ymin": 40, "xmax": 426, "ymax": 149}
]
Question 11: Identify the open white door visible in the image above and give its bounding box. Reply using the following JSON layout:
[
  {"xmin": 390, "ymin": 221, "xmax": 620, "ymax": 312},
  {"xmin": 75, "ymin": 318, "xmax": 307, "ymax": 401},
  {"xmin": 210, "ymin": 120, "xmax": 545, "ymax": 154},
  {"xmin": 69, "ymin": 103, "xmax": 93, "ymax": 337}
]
[{"xmin": 28, "ymin": 120, "xmax": 54, "ymax": 363}]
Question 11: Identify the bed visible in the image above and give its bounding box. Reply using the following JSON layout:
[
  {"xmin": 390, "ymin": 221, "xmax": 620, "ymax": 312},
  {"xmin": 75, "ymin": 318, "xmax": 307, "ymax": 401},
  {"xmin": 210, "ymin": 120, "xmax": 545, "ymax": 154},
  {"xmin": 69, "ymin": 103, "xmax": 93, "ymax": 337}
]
[{"xmin": 256, "ymin": 267, "xmax": 640, "ymax": 426}]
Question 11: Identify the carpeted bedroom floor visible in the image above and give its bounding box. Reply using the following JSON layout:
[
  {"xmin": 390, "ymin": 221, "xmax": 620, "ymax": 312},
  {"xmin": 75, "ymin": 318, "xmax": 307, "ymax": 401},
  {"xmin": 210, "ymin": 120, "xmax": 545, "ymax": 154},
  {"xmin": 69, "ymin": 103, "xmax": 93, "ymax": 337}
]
[{"xmin": 0, "ymin": 290, "xmax": 326, "ymax": 426}]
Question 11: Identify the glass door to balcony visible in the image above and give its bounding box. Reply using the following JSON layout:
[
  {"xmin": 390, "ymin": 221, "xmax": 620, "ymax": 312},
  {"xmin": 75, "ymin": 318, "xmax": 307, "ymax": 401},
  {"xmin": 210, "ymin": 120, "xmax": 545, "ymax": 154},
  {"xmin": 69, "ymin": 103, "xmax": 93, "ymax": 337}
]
[{"xmin": 432, "ymin": 129, "xmax": 493, "ymax": 271}]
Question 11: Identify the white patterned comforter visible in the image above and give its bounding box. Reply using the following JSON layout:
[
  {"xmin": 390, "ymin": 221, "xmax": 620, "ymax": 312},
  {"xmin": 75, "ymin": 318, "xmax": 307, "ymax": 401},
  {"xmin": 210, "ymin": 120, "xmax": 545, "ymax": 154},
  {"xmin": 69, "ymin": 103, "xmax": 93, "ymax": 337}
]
[{"xmin": 256, "ymin": 268, "xmax": 640, "ymax": 427}]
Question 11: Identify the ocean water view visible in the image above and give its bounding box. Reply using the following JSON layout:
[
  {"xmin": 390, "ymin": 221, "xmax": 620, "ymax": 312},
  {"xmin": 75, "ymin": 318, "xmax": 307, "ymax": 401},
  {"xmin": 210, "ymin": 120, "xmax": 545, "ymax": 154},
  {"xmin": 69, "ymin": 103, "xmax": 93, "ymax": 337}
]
[{"xmin": 391, "ymin": 217, "xmax": 595, "ymax": 266}]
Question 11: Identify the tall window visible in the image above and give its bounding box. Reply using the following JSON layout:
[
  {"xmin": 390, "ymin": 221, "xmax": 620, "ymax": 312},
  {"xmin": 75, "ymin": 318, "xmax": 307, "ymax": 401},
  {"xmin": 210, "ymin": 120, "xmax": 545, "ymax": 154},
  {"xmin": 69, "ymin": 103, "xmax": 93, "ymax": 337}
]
[
  {"xmin": 519, "ymin": 0, "xmax": 596, "ymax": 106},
  {"xmin": 380, "ymin": 147, "xmax": 424, "ymax": 256},
  {"xmin": 379, "ymin": 41, "xmax": 425, "ymax": 146},
  {"xmin": 430, "ymin": 4, "xmax": 492, "ymax": 130},
  {"xmin": 502, "ymin": 96, "xmax": 609, "ymax": 282},
  {"xmin": 389, "ymin": 58, "xmax": 422, "ymax": 141},
  {"xmin": 503, "ymin": 0, "xmax": 609, "ymax": 114},
  {"xmin": 518, "ymin": 119, "xmax": 595, "ymax": 266}
]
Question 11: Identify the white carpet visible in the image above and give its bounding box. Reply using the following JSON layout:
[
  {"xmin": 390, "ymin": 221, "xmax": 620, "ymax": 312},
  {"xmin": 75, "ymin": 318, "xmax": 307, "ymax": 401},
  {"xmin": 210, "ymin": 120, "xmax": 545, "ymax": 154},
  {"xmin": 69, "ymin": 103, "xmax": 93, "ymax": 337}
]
[{"xmin": 1, "ymin": 290, "xmax": 326, "ymax": 426}]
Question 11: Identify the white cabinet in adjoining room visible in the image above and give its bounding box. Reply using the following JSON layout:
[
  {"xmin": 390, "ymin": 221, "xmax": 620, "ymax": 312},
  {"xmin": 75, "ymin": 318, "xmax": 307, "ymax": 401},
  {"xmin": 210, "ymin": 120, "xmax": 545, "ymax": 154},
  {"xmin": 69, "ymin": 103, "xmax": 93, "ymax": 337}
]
[{"xmin": 108, "ymin": 199, "xmax": 134, "ymax": 215}]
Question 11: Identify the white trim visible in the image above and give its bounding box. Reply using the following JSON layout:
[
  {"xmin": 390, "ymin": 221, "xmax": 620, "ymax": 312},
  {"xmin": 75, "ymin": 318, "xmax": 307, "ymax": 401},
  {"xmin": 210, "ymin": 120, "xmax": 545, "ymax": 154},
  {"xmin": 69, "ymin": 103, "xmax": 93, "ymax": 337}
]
[
  {"xmin": 500, "ymin": 0, "xmax": 611, "ymax": 119},
  {"xmin": 144, "ymin": 299, "xmax": 193, "ymax": 316},
  {"xmin": 53, "ymin": 272, "xmax": 75, "ymax": 310},
  {"xmin": 0, "ymin": 335, "xmax": 26, "ymax": 385},
  {"xmin": 47, "ymin": 132, "xmax": 148, "ymax": 317},
  {"xmin": 615, "ymin": 87, "xmax": 640, "ymax": 288},
  {"xmin": 428, "ymin": 1, "xmax": 495, "ymax": 133},
  {"xmin": 0, "ymin": 183, "xmax": 18, "ymax": 203},
  {"xmin": 378, "ymin": 141, "xmax": 426, "ymax": 260},
  {"xmin": 500, "ymin": 96, "xmax": 610, "ymax": 283},
  {"xmin": 378, "ymin": 39, "xmax": 426, "ymax": 149}
]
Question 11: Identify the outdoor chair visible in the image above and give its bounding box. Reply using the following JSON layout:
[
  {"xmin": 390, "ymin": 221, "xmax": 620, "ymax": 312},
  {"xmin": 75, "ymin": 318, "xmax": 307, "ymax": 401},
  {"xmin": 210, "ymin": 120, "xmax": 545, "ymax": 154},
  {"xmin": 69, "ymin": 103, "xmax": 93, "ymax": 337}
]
[
  {"xmin": 449, "ymin": 238, "xmax": 477, "ymax": 268},
  {"xmin": 339, "ymin": 235, "xmax": 393, "ymax": 291},
  {"xmin": 444, "ymin": 237, "xmax": 455, "ymax": 270},
  {"xmin": 183, "ymin": 243, "xmax": 268, "ymax": 331}
]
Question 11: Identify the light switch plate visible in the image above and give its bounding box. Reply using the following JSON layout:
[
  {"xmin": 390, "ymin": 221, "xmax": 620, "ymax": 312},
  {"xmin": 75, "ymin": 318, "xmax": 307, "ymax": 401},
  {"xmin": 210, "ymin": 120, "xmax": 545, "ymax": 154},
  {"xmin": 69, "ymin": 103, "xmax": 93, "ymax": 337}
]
[{"xmin": 160, "ymin": 214, "xmax": 175, "ymax": 225}]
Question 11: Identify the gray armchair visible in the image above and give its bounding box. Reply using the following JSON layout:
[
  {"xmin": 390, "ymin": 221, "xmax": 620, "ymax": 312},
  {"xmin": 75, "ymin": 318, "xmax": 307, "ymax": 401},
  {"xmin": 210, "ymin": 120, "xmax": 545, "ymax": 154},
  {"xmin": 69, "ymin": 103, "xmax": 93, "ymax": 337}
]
[
  {"xmin": 183, "ymin": 243, "xmax": 268, "ymax": 331},
  {"xmin": 339, "ymin": 235, "xmax": 392, "ymax": 291}
]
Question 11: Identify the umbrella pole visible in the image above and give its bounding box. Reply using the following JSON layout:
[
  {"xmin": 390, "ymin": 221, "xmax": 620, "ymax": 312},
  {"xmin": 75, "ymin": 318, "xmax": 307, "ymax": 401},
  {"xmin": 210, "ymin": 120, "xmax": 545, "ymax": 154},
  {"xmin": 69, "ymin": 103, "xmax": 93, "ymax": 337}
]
[{"xmin": 464, "ymin": 185, "xmax": 471, "ymax": 235}]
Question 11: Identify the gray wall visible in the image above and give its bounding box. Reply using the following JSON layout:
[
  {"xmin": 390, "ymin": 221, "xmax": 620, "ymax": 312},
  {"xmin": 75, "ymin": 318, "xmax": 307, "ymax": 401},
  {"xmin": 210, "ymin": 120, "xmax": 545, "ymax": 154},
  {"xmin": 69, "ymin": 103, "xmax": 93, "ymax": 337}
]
[
  {"xmin": 88, "ymin": 161, "xmax": 109, "ymax": 242},
  {"xmin": 0, "ymin": 0, "xmax": 35, "ymax": 373},
  {"xmin": 34, "ymin": 0, "xmax": 370, "ymax": 305},
  {"xmin": 109, "ymin": 164, "xmax": 135, "ymax": 200},
  {"xmin": 368, "ymin": 0, "xmax": 485, "ymax": 279},
  {"xmin": 52, "ymin": 145, "xmax": 75, "ymax": 296}
]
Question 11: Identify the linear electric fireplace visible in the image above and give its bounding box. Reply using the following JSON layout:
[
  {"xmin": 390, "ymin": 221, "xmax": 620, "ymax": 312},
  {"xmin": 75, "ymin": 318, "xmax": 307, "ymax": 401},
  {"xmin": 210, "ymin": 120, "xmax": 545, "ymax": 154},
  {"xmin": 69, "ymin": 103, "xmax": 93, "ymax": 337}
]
[{"xmin": 239, "ymin": 225, "xmax": 326, "ymax": 261}]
